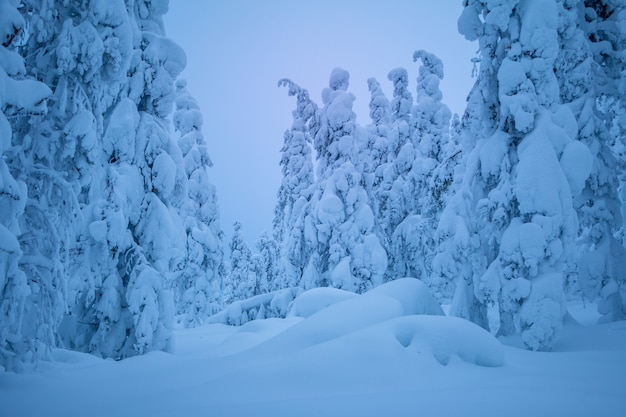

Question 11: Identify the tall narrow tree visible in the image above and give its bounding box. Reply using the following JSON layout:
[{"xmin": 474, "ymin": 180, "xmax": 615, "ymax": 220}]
[
  {"xmin": 302, "ymin": 68, "xmax": 387, "ymax": 293},
  {"xmin": 565, "ymin": 0, "xmax": 626, "ymax": 321},
  {"xmin": 173, "ymin": 79, "xmax": 224, "ymax": 327},
  {"xmin": 391, "ymin": 51, "xmax": 453, "ymax": 296},
  {"xmin": 226, "ymin": 221, "xmax": 254, "ymax": 303},
  {"xmin": 274, "ymin": 79, "xmax": 316, "ymax": 288}
]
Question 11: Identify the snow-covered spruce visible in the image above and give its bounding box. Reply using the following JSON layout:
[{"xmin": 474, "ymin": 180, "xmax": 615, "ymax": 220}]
[
  {"xmin": 225, "ymin": 221, "xmax": 255, "ymax": 305},
  {"xmin": 173, "ymin": 79, "xmax": 225, "ymax": 328},
  {"xmin": 562, "ymin": 0, "xmax": 626, "ymax": 321},
  {"xmin": 373, "ymin": 67, "xmax": 413, "ymax": 260},
  {"xmin": 1, "ymin": 0, "xmax": 215, "ymax": 363},
  {"xmin": 274, "ymin": 79, "xmax": 316, "ymax": 289},
  {"xmin": 444, "ymin": 0, "xmax": 596, "ymax": 351},
  {"xmin": 301, "ymin": 69, "xmax": 387, "ymax": 294},
  {"xmin": 0, "ymin": 0, "xmax": 52, "ymax": 372},
  {"xmin": 390, "ymin": 51, "xmax": 454, "ymax": 299}
]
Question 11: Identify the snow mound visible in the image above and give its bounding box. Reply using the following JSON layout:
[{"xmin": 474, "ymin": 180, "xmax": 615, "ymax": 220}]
[
  {"xmin": 286, "ymin": 278, "xmax": 442, "ymax": 319},
  {"xmin": 50, "ymin": 348, "xmax": 104, "ymax": 366},
  {"xmin": 365, "ymin": 277, "xmax": 445, "ymax": 316},
  {"xmin": 387, "ymin": 315, "xmax": 504, "ymax": 366},
  {"xmin": 314, "ymin": 315, "xmax": 505, "ymax": 367},
  {"xmin": 207, "ymin": 279, "xmax": 502, "ymax": 369},
  {"xmin": 288, "ymin": 287, "xmax": 357, "ymax": 318},
  {"xmin": 237, "ymin": 279, "xmax": 475, "ymax": 365},
  {"xmin": 248, "ymin": 293, "xmax": 405, "ymax": 355},
  {"xmin": 211, "ymin": 317, "xmax": 303, "ymax": 356}
]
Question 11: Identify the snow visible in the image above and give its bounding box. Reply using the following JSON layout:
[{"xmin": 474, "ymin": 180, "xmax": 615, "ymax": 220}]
[
  {"xmin": 413, "ymin": 49, "xmax": 444, "ymax": 80},
  {"xmin": 0, "ymin": 48, "xmax": 25, "ymax": 76},
  {"xmin": 479, "ymin": 131, "xmax": 509, "ymax": 180},
  {"xmin": 519, "ymin": 0, "xmax": 558, "ymax": 60},
  {"xmin": 515, "ymin": 112, "xmax": 572, "ymax": 218},
  {"xmin": 0, "ymin": 0, "xmax": 24, "ymax": 47},
  {"xmin": 519, "ymin": 272, "xmax": 566, "ymax": 351},
  {"xmin": 143, "ymin": 33, "xmax": 187, "ymax": 79},
  {"xmin": 103, "ymin": 98, "xmax": 139, "ymax": 161},
  {"xmin": 328, "ymin": 67, "xmax": 350, "ymax": 91},
  {"xmin": 206, "ymin": 288, "xmax": 299, "ymax": 325},
  {"xmin": 497, "ymin": 57, "xmax": 537, "ymax": 133},
  {"xmin": 151, "ymin": 152, "xmax": 177, "ymax": 198},
  {"xmin": 560, "ymin": 139, "xmax": 593, "ymax": 197},
  {"xmin": 3, "ymin": 0, "xmax": 626, "ymax": 412},
  {"xmin": 2, "ymin": 291, "xmax": 625, "ymax": 417},
  {"xmin": 457, "ymin": 3, "xmax": 482, "ymax": 41},
  {"xmin": 326, "ymin": 91, "xmax": 356, "ymax": 131},
  {"xmin": 366, "ymin": 277, "xmax": 444, "ymax": 316},
  {"xmin": 500, "ymin": 218, "xmax": 546, "ymax": 278},
  {"xmin": 64, "ymin": 111, "xmax": 97, "ymax": 158},
  {"xmin": 316, "ymin": 187, "xmax": 344, "ymax": 226},
  {"xmin": 351, "ymin": 233, "xmax": 388, "ymax": 283},
  {"xmin": 0, "ymin": 69, "xmax": 51, "ymax": 116},
  {"xmin": 287, "ymin": 287, "xmax": 357, "ymax": 318},
  {"xmin": 0, "ymin": 110, "xmax": 9, "ymax": 152},
  {"xmin": 484, "ymin": 0, "xmax": 518, "ymax": 32},
  {"xmin": 329, "ymin": 256, "xmax": 354, "ymax": 290},
  {"xmin": 0, "ymin": 223, "xmax": 19, "ymax": 252}
]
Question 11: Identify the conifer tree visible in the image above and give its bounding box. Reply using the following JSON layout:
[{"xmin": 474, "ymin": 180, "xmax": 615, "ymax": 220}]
[
  {"xmin": 0, "ymin": 0, "xmax": 52, "ymax": 371},
  {"xmin": 391, "ymin": 51, "xmax": 453, "ymax": 295},
  {"xmin": 564, "ymin": 0, "xmax": 626, "ymax": 321},
  {"xmin": 365, "ymin": 78, "xmax": 392, "ymax": 203},
  {"xmin": 274, "ymin": 79, "xmax": 316, "ymax": 287},
  {"xmin": 255, "ymin": 231, "xmax": 281, "ymax": 293},
  {"xmin": 173, "ymin": 79, "xmax": 224, "ymax": 327},
  {"xmin": 9, "ymin": 0, "xmax": 191, "ymax": 359},
  {"xmin": 374, "ymin": 68, "xmax": 415, "ymax": 264},
  {"xmin": 445, "ymin": 0, "xmax": 594, "ymax": 350},
  {"xmin": 227, "ymin": 222, "xmax": 254, "ymax": 302},
  {"xmin": 302, "ymin": 69, "xmax": 387, "ymax": 293}
]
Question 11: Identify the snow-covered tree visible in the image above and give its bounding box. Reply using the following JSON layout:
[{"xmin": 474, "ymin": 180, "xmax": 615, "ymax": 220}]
[
  {"xmin": 390, "ymin": 51, "xmax": 453, "ymax": 295},
  {"xmin": 3, "ymin": 0, "xmax": 195, "ymax": 360},
  {"xmin": 226, "ymin": 222, "xmax": 254, "ymax": 302},
  {"xmin": 0, "ymin": 0, "xmax": 52, "ymax": 371},
  {"xmin": 388, "ymin": 68, "xmax": 413, "ymax": 131},
  {"xmin": 410, "ymin": 50, "xmax": 452, "ymax": 163},
  {"xmin": 254, "ymin": 231, "xmax": 282, "ymax": 293},
  {"xmin": 12, "ymin": 4, "xmax": 136, "ymax": 359},
  {"xmin": 274, "ymin": 79, "xmax": 316, "ymax": 287},
  {"xmin": 78, "ymin": 1, "xmax": 186, "ymax": 358},
  {"xmin": 560, "ymin": 0, "xmax": 626, "ymax": 321},
  {"xmin": 302, "ymin": 68, "xmax": 388, "ymax": 293},
  {"xmin": 373, "ymin": 68, "xmax": 415, "ymax": 263},
  {"xmin": 367, "ymin": 77, "xmax": 391, "ymax": 138},
  {"xmin": 445, "ymin": 0, "xmax": 594, "ymax": 350},
  {"xmin": 173, "ymin": 79, "xmax": 224, "ymax": 327},
  {"xmin": 365, "ymin": 77, "xmax": 392, "ymax": 200}
]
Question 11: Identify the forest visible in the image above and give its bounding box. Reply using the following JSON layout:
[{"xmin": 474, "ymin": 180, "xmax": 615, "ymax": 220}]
[{"xmin": 1, "ymin": 0, "xmax": 625, "ymax": 415}]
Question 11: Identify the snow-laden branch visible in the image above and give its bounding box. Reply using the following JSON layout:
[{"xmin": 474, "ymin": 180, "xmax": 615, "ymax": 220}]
[
  {"xmin": 413, "ymin": 50, "xmax": 444, "ymax": 80},
  {"xmin": 278, "ymin": 78, "xmax": 301, "ymax": 97},
  {"xmin": 278, "ymin": 78, "xmax": 317, "ymax": 127}
]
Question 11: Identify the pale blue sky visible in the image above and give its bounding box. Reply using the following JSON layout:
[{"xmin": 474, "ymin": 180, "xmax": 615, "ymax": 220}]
[{"xmin": 165, "ymin": 1, "xmax": 476, "ymax": 247}]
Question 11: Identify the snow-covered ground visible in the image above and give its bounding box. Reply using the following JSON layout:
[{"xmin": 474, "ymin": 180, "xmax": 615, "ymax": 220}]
[{"xmin": 2, "ymin": 280, "xmax": 625, "ymax": 417}]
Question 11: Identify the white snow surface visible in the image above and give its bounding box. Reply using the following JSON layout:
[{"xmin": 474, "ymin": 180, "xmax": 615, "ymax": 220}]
[
  {"xmin": 288, "ymin": 287, "xmax": 357, "ymax": 318},
  {"xmin": 2, "ymin": 282, "xmax": 625, "ymax": 416}
]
